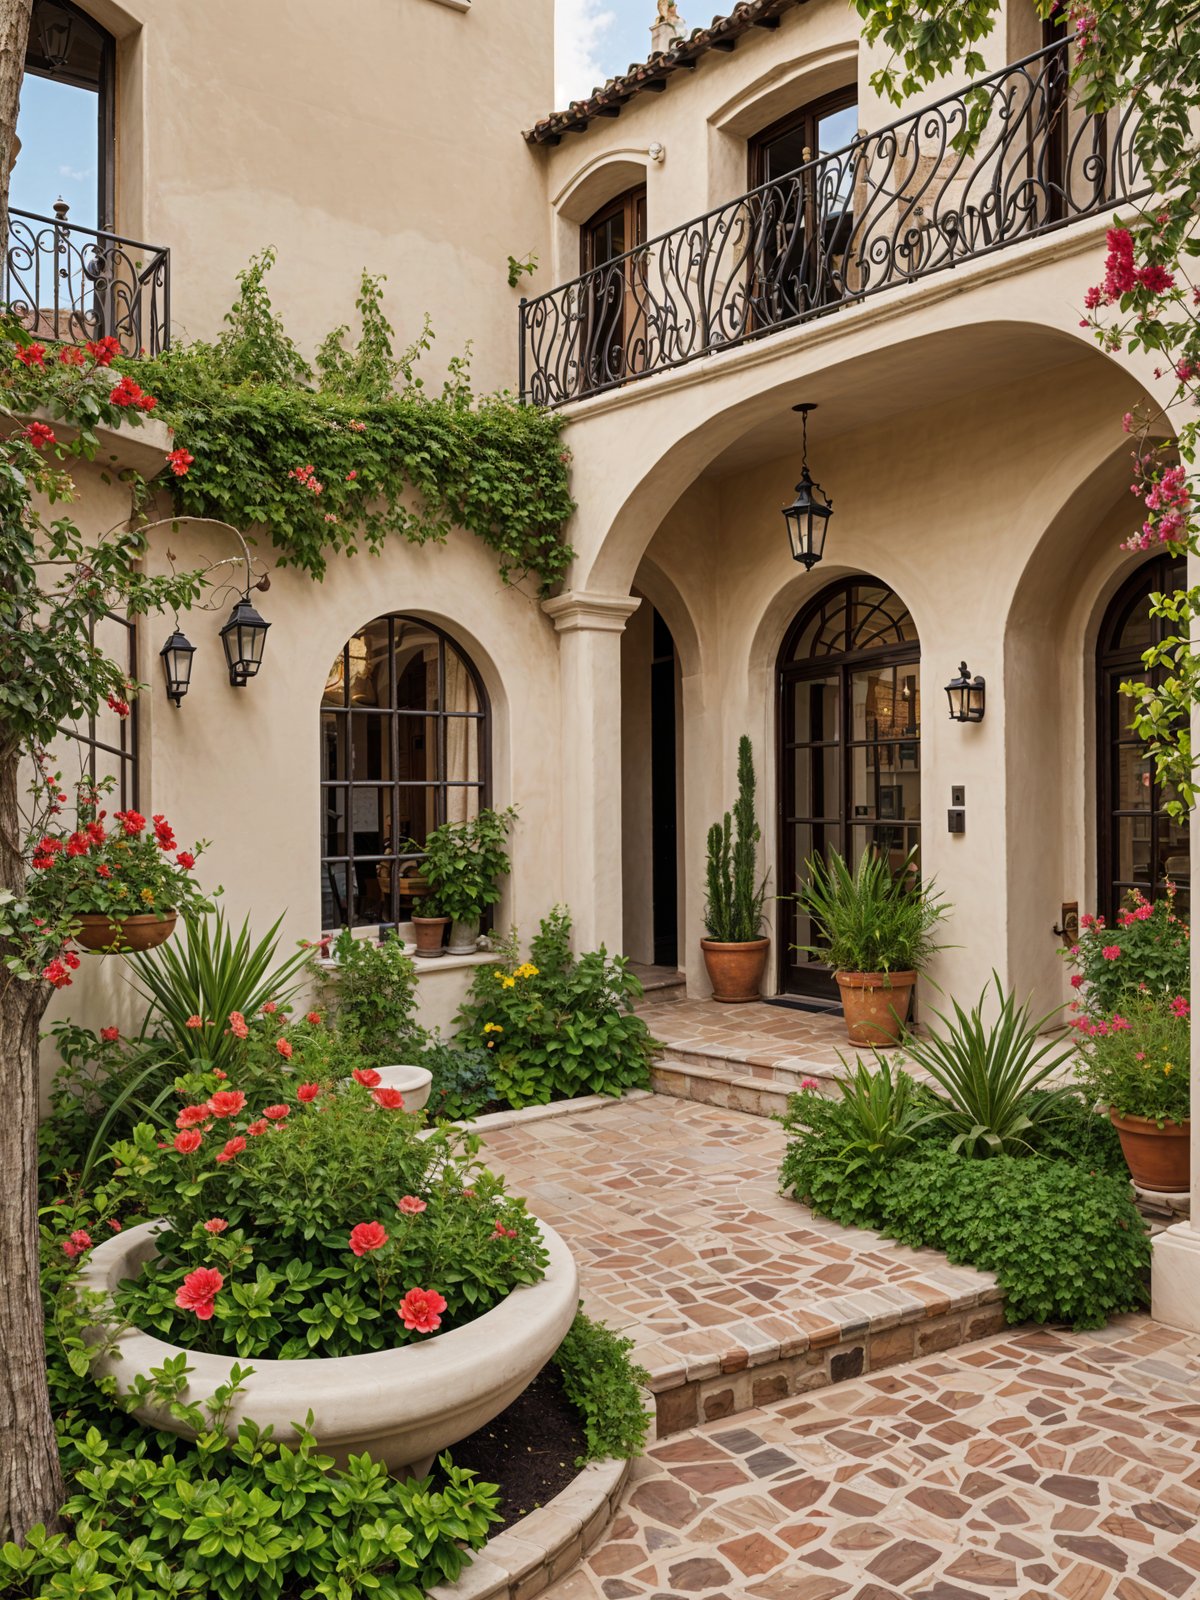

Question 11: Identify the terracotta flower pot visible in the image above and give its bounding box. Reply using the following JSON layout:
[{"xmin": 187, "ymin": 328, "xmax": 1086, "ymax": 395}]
[
  {"xmin": 700, "ymin": 938, "xmax": 770, "ymax": 1003},
  {"xmin": 835, "ymin": 969, "xmax": 916, "ymax": 1048},
  {"xmin": 1109, "ymin": 1110, "xmax": 1191, "ymax": 1193},
  {"xmin": 412, "ymin": 915, "xmax": 449, "ymax": 958},
  {"xmin": 73, "ymin": 912, "xmax": 178, "ymax": 953}
]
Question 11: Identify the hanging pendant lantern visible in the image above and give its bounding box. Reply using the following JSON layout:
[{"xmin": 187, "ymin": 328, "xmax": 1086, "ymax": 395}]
[{"xmin": 781, "ymin": 403, "xmax": 833, "ymax": 570}]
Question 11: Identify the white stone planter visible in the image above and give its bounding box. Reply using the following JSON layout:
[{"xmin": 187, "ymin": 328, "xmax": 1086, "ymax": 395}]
[
  {"xmin": 78, "ymin": 1217, "xmax": 578, "ymax": 1476},
  {"xmin": 375, "ymin": 1063, "xmax": 433, "ymax": 1112}
]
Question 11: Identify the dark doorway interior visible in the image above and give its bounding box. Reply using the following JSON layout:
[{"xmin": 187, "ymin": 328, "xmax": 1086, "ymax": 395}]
[{"xmin": 650, "ymin": 608, "xmax": 678, "ymax": 968}]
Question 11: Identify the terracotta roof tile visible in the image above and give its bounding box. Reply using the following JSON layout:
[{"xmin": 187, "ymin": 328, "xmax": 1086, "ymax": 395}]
[{"xmin": 525, "ymin": 0, "xmax": 808, "ymax": 145}]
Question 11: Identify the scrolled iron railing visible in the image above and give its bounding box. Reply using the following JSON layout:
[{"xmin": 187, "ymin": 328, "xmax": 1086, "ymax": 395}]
[
  {"xmin": 4, "ymin": 203, "xmax": 170, "ymax": 357},
  {"xmin": 519, "ymin": 40, "xmax": 1147, "ymax": 407}
]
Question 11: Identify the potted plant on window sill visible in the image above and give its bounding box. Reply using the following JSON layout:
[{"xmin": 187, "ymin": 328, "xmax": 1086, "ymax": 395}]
[
  {"xmin": 701, "ymin": 736, "xmax": 770, "ymax": 1003},
  {"xmin": 794, "ymin": 847, "xmax": 948, "ymax": 1047},
  {"xmin": 1075, "ymin": 994, "xmax": 1191, "ymax": 1192},
  {"xmin": 417, "ymin": 808, "xmax": 516, "ymax": 956},
  {"xmin": 411, "ymin": 891, "xmax": 450, "ymax": 959}
]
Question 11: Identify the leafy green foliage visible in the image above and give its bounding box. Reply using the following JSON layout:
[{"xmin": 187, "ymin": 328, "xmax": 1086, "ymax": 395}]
[
  {"xmin": 1074, "ymin": 996, "xmax": 1190, "ymax": 1125},
  {"xmin": 553, "ymin": 1310, "xmax": 649, "ymax": 1465},
  {"xmin": 456, "ymin": 910, "xmax": 656, "ymax": 1107},
  {"xmin": 1065, "ymin": 887, "xmax": 1190, "ymax": 1014},
  {"xmin": 895, "ymin": 978, "xmax": 1078, "ymax": 1156},
  {"xmin": 126, "ymin": 251, "xmax": 575, "ymax": 593},
  {"xmin": 418, "ymin": 808, "xmax": 516, "ymax": 926},
  {"xmin": 704, "ymin": 736, "xmax": 768, "ymax": 942},
  {"xmin": 421, "ymin": 1038, "xmax": 496, "ymax": 1121},
  {"xmin": 794, "ymin": 847, "xmax": 948, "ymax": 975},
  {"xmin": 318, "ymin": 928, "xmax": 429, "ymax": 1070}
]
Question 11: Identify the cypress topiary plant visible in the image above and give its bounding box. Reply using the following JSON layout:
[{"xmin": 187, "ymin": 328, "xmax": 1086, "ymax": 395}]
[{"xmin": 704, "ymin": 736, "xmax": 767, "ymax": 943}]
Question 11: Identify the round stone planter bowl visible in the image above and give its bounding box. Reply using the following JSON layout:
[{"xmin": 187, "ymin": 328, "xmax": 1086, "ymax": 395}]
[
  {"xmin": 77, "ymin": 1217, "xmax": 578, "ymax": 1476},
  {"xmin": 374, "ymin": 1063, "xmax": 433, "ymax": 1113}
]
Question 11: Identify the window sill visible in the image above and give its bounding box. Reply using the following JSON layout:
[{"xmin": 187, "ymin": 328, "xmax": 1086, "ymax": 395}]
[{"xmin": 317, "ymin": 948, "xmax": 499, "ymax": 976}]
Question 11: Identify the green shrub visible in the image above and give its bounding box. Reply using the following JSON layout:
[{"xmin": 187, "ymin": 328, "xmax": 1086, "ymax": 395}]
[
  {"xmin": 318, "ymin": 927, "xmax": 428, "ymax": 1070},
  {"xmin": 553, "ymin": 1310, "xmax": 650, "ymax": 1465},
  {"xmin": 1023, "ymin": 1091, "xmax": 1127, "ymax": 1175},
  {"xmin": 1065, "ymin": 886, "xmax": 1189, "ymax": 1013},
  {"xmin": 455, "ymin": 910, "xmax": 656, "ymax": 1108},
  {"xmin": 779, "ymin": 1077, "xmax": 911, "ymax": 1230},
  {"xmin": 421, "ymin": 1038, "xmax": 496, "ymax": 1121},
  {"xmin": 704, "ymin": 735, "xmax": 768, "ymax": 942},
  {"xmin": 419, "ymin": 808, "xmax": 516, "ymax": 926},
  {"xmin": 895, "ymin": 978, "xmax": 1079, "ymax": 1156},
  {"xmin": 794, "ymin": 847, "xmax": 948, "ymax": 975}
]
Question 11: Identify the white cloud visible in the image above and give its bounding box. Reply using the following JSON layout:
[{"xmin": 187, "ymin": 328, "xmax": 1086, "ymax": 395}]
[
  {"xmin": 555, "ymin": 0, "xmax": 617, "ymax": 105},
  {"xmin": 58, "ymin": 164, "xmax": 93, "ymax": 182}
]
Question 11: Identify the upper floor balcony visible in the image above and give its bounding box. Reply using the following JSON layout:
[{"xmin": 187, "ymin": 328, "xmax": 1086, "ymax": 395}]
[
  {"xmin": 4, "ymin": 202, "xmax": 170, "ymax": 358},
  {"xmin": 519, "ymin": 40, "xmax": 1145, "ymax": 409}
]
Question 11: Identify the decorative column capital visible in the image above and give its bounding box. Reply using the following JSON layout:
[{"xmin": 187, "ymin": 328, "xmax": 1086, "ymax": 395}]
[{"xmin": 541, "ymin": 591, "xmax": 642, "ymax": 634}]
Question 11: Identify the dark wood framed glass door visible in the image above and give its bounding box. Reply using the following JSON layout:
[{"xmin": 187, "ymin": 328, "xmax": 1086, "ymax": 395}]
[
  {"xmin": 777, "ymin": 579, "xmax": 921, "ymax": 998},
  {"xmin": 1097, "ymin": 554, "xmax": 1189, "ymax": 922},
  {"xmin": 579, "ymin": 185, "xmax": 647, "ymax": 391}
]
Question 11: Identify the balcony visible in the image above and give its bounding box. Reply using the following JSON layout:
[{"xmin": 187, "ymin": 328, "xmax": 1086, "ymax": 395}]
[
  {"xmin": 519, "ymin": 41, "xmax": 1146, "ymax": 408},
  {"xmin": 4, "ymin": 203, "xmax": 170, "ymax": 357}
]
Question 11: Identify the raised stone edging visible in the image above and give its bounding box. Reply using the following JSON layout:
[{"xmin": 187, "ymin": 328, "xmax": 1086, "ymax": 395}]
[
  {"xmin": 463, "ymin": 1088, "xmax": 653, "ymax": 1135},
  {"xmin": 428, "ymin": 1454, "xmax": 632, "ymax": 1600}
]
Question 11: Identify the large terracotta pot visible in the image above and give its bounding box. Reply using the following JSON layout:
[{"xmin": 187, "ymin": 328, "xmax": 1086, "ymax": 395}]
[
  {"xmin": 74, "ymin": 912, "xmax": 177, "ymax": 953},
  {"xmin": 700, "ymin": 938, "xmax": 770, "ymax": 1003},
  {"xmin": 78, "ymin": 1217, "xmax": 578, "ymax": 1476},
  {"xmin": 1109, "ymin": 1110, "xmax": 1191, "ymax": 1193},
  {"xmin": 411, "ymin": 915, "xmax": 449, "ymax": 958},
  {"xmin": 835, "ymin": 969, "xmax": 916, "ymax": 1048}
]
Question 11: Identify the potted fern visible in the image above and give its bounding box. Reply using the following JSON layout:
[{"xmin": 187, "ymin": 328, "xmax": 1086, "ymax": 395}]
[
  {"xmin": 702, "ymin": 736, "xmax": 769, "ymax": 1003},
  {"xmin": 795, "ymin": 847, "xmax": 948, "ymax": 1046}
]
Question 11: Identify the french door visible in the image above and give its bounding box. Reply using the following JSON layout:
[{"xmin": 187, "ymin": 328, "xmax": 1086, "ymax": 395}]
[{"xmin": 777, "ymin": 579, "xmax": 921, "ymax": 998}]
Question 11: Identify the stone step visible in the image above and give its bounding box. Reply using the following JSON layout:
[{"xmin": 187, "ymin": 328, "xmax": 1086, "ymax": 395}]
[
  {"xmin": 651, "ymin": 1057, "xmax": 794, "ymax": 1119},
  {"xmin": 634, "ymin": 972, "xmax": 687, "ymax": 1009}
]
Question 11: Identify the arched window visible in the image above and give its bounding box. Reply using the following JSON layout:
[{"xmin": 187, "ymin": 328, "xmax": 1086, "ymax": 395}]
[
  {"xmin": 320, "ymin": 615, "xmax": 489, "ymax": 931},
  {"xmin": 1096, "ymin": 555, "xmax": 1189, "ymax": 922},
  {"xmin": 777, "ymin": 577, "xmax": 921, "ymax": 998},
  {"xmin": 15, "ymin": 0, "xmax": 115, "ymax": 230}
]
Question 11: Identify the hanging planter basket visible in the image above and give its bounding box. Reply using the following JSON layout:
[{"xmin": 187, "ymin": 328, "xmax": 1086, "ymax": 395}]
[{"xmin": 73, "ymin": 912, "xmax": 178, "ymax": 953}]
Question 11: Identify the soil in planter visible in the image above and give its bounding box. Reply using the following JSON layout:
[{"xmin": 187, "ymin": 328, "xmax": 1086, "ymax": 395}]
[{"xmin": 433, "ymin": 1364, "xmax": 586, "ymax": 1532}]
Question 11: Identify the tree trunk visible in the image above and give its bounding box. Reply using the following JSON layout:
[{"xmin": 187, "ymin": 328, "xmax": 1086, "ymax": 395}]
[
  {"xmin": 0, "ymin": 0, "xmax": 31, "ymax": 244},
  {"xmin": 0, "ymin": 746, "xmax": 63, "ymax": 1543}
]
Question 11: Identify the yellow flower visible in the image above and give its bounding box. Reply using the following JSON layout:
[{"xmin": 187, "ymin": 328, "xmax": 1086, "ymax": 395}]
[
  {"xmin": 1164, "ymin": 1063, "xmax": 1174, "ymax": 1075},
  {"xmin": 515, "ymin": 963, "xmax": 539, "ymax": 979},
  {"xmin": 500, "ymin": 975, "xmax": 516, "ymax": 989},
  {"xmin": 483, "ymin": 1022, "xmax": 504, "ymax": 1035},
  {"xmin": 140, "ymin": 888, "xmax": 155, "ymax": 905}
]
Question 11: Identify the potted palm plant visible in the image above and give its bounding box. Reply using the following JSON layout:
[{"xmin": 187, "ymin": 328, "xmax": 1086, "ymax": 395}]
[
  {"xmin": 701, "ymin": 736, "xmax": 769, "ymax": 1003},
  {"xmin": 795, "ymin": 848, "xmax": 948, "ymax": 1046},
  {"xmin": 418, "ymin": 808, "xmax": 516, "ymax": 955}
]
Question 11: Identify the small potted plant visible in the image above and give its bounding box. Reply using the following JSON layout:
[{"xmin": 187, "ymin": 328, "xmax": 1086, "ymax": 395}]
[
  {"xmin": 418, "ymin": 808, "xmax": 516, "ymax": 956},
  {"xmin": 795, "ymin": 848, "xmax": 948, "ymax": 1046},
  {"xmin": 411, "ymin": 889, "xmax": 450, "ymax": 958},
  {"xmin": 27, "ymin": 777, "xmax": 212, "ymax": 954},
  {"xmin": 701, "ymin": 736, "xmax": 769, "ymax": 1002},
  {"xmin": 1073, "ymin": 994, "xmax": 1191, "ymax": 1192}
]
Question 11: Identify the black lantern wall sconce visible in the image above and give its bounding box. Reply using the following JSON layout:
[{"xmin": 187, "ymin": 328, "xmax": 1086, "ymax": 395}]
[
  {"xmin": 945, "ymin": 662, "xmax": 986, "ymax": 723},
  {"xmin": 781, "ymin": 403, "xmax": 833, "ymax": 570},
  {"xmin": 157, "ymin": 522, "xmax": 270, "ymax": 707}
]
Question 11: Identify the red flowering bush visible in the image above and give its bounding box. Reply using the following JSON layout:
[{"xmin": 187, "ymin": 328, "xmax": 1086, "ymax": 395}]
[
  {"xmin": 109, "ymin": 1071, "xmax": 546, "ymax": 1358},
  {"xmin": 1063, "ymin": 886, "xmax": 1190, "ymax": 1015},
  {"xmin": 1074, "ymin": 996, "xmax": 1190, "ymax": 1127}
]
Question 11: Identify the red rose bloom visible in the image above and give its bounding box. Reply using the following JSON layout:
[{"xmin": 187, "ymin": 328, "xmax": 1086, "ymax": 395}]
[
  {"xmin": 115, "ymin": 809, "xmax": 146, "ymax": 836},
  {"xmin": 86, "ymin": 336, "xmax": 121, "ymax": 366},
  {"xmin": 246, "ymin": 1119, "xmax": 269, "ymax": 1136},
  {"xmin": 397, "ymin": 1195, "xmax": 427, "ymax": 1215},
  {"xmin": 207, "ymin": 1089, "xmax": 247, "ymax": 1119},
  {"xmin": 348, "ymin": 1221, "xmax": 389, "ymax": 1256},
  {"xmin": 297, "ymin": 1083, "xmax": 321, "ymax": 1103},
  {"xmin": 227, "ymin": 1011, "xmax": 249, "ymax": 1039},
  {"xmin": 100, "ymin": 1026, "xmax": 120, "ymax": 1043},
  {"xmin": 176, "ymin": 1104, "xmax": 211, "ymax": 1129},
  {"xmin": 62, "ymin": 1229, "xmax": 93, "ymax": 1259},
  {"xmin": 173, "ymin": 1130, "xmax": 203, "ymax": 1154},
  {"xmin": 275, "ymin": 1038, "xmax": 293, "ymax": 1060},
  {"xmin": 372, "ymin": 1087, "xmax": 405, "ymax": 1110},
  {"xmin": 262, "ymin": 1104, "xmax": 290, "ymax": 1120},
  {"xmin": 166, "ymin": 446, "xmax": 194, "ymax": 476},
  {"xmin": 176, "ymin": 851, "xmax": 196, "ymax": 870},
  {"xmin": 215, "ymin": 1137, "xmax": 247, "ymax": 1163},
  {"xmin": 306, "ymin": 1011, "xmax": 322, "ymax": 1026},
  {"xmin": 153, "ymin": 814, "xmax": 177, "ymax": 851},
  {"xmin": 352, "ymin": 1068, "xmax": 381, "ymax": 1088},
  {"xmin": 16, "ymin": 342, "xmax": 45, "ymax": 366},
  {"xmin": 397, "ymin": 1287, "xmax": 447, "ymax": 1334},
  {"xmin": 203, "ymin": 1218, "xmax": 228, "ymax": 1234},
  {"xmin": 175, "ymin": 1266, "xmax": 224, "ymax": 1320}
]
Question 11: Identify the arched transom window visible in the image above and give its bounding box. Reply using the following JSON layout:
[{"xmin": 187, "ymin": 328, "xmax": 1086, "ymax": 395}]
[{"xmin": 320, "ymin": 615, "xmax": 489, "ymax": 931}]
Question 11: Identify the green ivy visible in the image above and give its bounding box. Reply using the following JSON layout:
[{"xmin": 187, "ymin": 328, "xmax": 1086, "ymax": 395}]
[
  {"xmin": 133, "ymin": 251, "xmax": 576, "ymax": 593},
  {"xmin": 553, "ymin": 1310, "xmax": 650, "ymax": 1465}
]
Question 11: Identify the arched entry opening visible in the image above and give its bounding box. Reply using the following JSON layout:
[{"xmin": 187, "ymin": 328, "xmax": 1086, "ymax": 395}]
[
  {"xmin": 621, "ymin": 598, "xmax": 681, "ymax": 970},
  {"xmin": 1096, "ymin": 553, "xmax": 1189, "ymax": 923},
  {"xmin": 777, "ymin": 576, "xmax": 921, "ymax": 998}
]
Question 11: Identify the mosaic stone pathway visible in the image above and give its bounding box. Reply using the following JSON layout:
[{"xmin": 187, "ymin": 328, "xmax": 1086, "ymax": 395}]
[
  {"xmin": 545, "ymin": 1318, "xmax": 1200, "ymax": 1600},
  {"xmin": 480, "ymin": 1097, "xmax": 1002, "ymax": 1430}
]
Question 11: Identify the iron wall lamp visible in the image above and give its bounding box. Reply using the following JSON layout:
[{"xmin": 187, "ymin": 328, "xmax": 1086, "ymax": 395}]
[
  {"xmin": 159, "ymin": 628, "xmax": 196, "ymax": 707},
  {"xmin": 945, "ymin": 662, "xmax": 985, "ymax": 723}
]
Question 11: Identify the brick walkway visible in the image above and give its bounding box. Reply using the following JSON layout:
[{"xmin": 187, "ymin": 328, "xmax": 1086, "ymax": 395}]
[
  {"xmin": 642, "ymin": 999, "xmax": 853, "ymax": 1077},
  {"xmin": 545, "ymin": 1318, "xmax": 1200, "ymax": 1600},
  {"xmin": 480, "ymin": 1097, "xmax": 1001, "ymax": 1431}
]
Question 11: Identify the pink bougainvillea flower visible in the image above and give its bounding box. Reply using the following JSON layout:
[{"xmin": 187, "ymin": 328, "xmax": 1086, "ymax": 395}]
[
  {"xmin": 176, "ymin": 1104, "xmax": 211, "ymax": 1129},
  {"xmin": 275, "ymin": 1038, "xmax": 293, "ymax": 1060},
  {"xmin": 246, "ymin": 1119, "xmax": 269, "ymax": 1137},
  {"xmin": 1101, "ymin": 946, "xmax": 1121, "ymax": 961},
  {"xmin": 352, "ymin": 1067, "xmax": 381, "ymax": 1088},
  {"xmin": 16, "ymin": 341, "xmax": 45, "ymax": 367},
  {"xmin": 397, "ymin": 1195, "xmax": 427, "ymax": 1215},
  {"xmin": 372, "ymin": 1087, "xmax": 405, "ymax": 1110},
  {"xmin": 349, "ymin": 1221, "xmax": 389, "ymax": 1256},
  {"xmin": 173, "ymin": 1129, "xmax": 203, "ymax": 1154},
  {"xmin": 213, "ymin": 1069, "xmax": 228, "ymax": 1081},
  {"xmin": 23, "ymin": 421, "xmax": 55, "ymax": 449},
  {"xmin": 203, "ymin": 1218, "xmax": 228, "ymax": 1234},
  {"xmin": 215, "ymin": 1137, "xmax": 247, "ymax": 1163},
  {"xmin": 185, "ymin": 1014, "xmax": 204, "ymax": 1029},
  {"xmin": 108, "ymin": 1219, "xmax": 122, "ymax": 1232},
  {"xmin": 262, "ymin": 1104, "xmax": 290, "ymax": 1120},
  {"xmin": 1070, "ymin": 974, "xmax": 1085, "ymax": 989},
  {"xmin": 228, "ymin": 1011, "xmax": 249, "ymax": 1040},
  {"xmin": 175, "ymin": 1266, "xmax": 224, "ymax": 1320},
  {"xmin": 1171, "ymin": 995, "xmax": 1190, "ymax": 1018},
  {"xmin": 297, "ymin": 1083, "xmax": 321, "ymax": 1103},
  {"xmin": 397, "ymin": 1287, "xmax": 447, "ymax": 1333},
  {"xmin": 207, "ymin": 1090, "xmax": 247, "ymax": 1119}
]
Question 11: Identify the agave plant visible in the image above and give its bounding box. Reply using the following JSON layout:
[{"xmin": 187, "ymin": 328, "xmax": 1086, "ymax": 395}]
[
  {"xmin": 896, "ymin": 977, "xmax": 1077, "ymax": 1157},
  {"xmin": 128, "ymin": 910, "xmax": 312, "ymax": 1071}
]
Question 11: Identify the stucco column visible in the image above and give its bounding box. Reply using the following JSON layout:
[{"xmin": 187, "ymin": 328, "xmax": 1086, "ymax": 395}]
[
  {"xmin": 542, "ymin": 591, "xmax": 642, "ymax": 953},
  {"xmin": 1150, "ymin": 546, "xmax": 1200, "ymax": 1331}
]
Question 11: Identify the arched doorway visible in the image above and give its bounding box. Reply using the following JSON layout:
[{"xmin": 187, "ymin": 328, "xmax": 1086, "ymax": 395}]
[
  {"xmin": 1096, "ymin": 554, "xmax": 1189, "ymax": 922},
  {"xmin": 777, "ymin": 577, "xmax": 921, "ymax": 998}
]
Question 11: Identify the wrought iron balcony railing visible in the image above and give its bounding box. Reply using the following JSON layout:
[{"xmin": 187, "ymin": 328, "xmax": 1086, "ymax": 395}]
[
  {"xmin": 519, "ymin": 40, "xmax": 1146, "ymax": 407},
  {"xmin": 4, "ymin": 203, "xmax": 170, "ymax": 357}
]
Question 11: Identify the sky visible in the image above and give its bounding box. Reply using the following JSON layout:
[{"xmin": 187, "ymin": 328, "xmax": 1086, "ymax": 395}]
[
  {"xmin": 11, "ymin": 75, "xmax": 98, "ymax": 230},
  {"xmin": 556, "ymin": 0, "xmax": 691, "ymax": 106}
]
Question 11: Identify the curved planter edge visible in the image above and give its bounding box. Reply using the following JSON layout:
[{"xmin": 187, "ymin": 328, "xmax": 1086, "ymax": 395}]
[{"xmin": 77, "ymin": 1217, "xmax": 579, "ymax": 1475}]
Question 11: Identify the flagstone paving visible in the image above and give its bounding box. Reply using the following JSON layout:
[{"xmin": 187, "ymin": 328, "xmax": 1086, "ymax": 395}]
[
  {"xmin": 544, "ymin": 1317, "xmax": 1200, "ymax": 1600},
  {"xmin": 480, "ymin": 1097, "xmax": 1003, "ymax": 1430}
]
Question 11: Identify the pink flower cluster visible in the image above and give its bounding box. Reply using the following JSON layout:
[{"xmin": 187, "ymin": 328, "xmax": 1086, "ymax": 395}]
[{"xmin": 1125, "ymin": 463, "xmax": 1192, "ymax": 552}]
